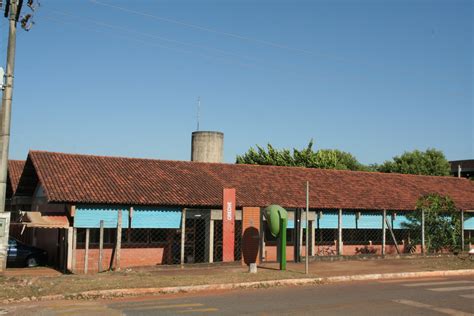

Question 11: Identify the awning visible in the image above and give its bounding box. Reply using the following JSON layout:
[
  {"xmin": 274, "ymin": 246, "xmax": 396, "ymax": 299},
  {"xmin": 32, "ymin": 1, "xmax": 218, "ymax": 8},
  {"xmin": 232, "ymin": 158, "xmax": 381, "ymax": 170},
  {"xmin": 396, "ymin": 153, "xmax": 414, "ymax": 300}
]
[{"xmin": 20, "ymin": 211, "xmax": 70, "ymax": 228}]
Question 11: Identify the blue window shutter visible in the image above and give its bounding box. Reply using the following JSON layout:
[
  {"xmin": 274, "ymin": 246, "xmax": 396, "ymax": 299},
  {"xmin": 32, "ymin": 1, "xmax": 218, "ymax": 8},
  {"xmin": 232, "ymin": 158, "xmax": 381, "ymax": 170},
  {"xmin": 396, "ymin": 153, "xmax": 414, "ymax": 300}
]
[
  {"xmin": 464, "ymin": 213, "xmax": 474, "ymax": 230},
  {"xmin": 357, "ymin": 212, "xmax": 382, "ymax": 229},
  {"xmin": 132, "ymin": 207, "xmax": 182, "ymax": 229},
  {"xmin": 318, "ymin": 211, "xmax": 338, "ymax": 229},
  {"xmin": 75, "ymin": 205, "xmax": 130, "ymax": 228}
]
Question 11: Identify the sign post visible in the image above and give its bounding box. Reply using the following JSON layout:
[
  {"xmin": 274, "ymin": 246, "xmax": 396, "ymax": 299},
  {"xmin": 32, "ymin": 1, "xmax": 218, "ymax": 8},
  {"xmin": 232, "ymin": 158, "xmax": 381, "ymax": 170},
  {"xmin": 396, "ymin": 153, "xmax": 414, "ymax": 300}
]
[{"xmin": 222, "ymin": 188, "xmax": 236, "ymax": 262}]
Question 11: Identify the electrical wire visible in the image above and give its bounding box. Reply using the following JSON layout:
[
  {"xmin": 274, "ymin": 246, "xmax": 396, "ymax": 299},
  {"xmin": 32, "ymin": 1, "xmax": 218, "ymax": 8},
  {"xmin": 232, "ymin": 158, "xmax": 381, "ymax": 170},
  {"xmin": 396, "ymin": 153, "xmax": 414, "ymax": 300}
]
[
  {"xmin": 40, "ymin": 15, "xmax": 265, "ymax": 71},
  {"xmin": 49, "ymin": 9, "xmax": 262, "ymax": 65},
  {"xmin": 89, "ymin": 0, "xmax": 348, "ymax": 62}
]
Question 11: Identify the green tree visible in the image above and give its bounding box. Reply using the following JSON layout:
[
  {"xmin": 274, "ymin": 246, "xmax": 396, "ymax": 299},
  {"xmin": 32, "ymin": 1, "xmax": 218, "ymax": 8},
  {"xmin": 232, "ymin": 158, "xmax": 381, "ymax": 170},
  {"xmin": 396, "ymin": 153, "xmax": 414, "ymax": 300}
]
[
  {"xmin": 377, "ymin": 149, "xmax": 450, "ymax": 176},
  {"xmin": 236, "ymin": 140, "xmax": 367, "ymax": 171},
  {"xmin": 402, "ymin": 194, "xmax": 461, "ymax": 253}
]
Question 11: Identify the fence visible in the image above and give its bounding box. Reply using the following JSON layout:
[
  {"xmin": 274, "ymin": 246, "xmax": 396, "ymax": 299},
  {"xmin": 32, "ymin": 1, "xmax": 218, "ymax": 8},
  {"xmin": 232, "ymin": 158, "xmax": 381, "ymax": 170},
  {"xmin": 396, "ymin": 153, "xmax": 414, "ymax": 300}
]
[
  {"xmin": 11, "ymin": 206, "xmax": 470, "ymax": 273},
  {"xmin": 72, "ymin": 208, "xmax": 243, "ymax": 273},
  {"xmin": 261, "ymin": 209, "xmax": 471, "ymax": 263}
]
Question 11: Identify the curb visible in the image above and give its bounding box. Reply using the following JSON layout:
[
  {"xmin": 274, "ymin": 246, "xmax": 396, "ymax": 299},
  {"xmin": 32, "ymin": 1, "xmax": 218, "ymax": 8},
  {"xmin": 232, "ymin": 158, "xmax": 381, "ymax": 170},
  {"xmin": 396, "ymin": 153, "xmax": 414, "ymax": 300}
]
[{"xmin": 3, "ymin": 269, "xmax": 474, "ymax": 304}]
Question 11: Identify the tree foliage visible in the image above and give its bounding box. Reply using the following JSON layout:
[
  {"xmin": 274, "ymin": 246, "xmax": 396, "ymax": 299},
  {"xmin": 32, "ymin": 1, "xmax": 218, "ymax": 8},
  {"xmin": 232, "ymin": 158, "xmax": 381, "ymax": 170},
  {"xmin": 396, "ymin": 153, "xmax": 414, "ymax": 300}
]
[
  {"xmin": 236, "ymin": 140, "xmax": 367, "ymax": 171},
  {"xmin": 402, "ymin": 194, "xmax": 461, "ymax": 253},
  {"xmin": 377, "ymin": 149, "xmax": 450, "ymax": 176}
]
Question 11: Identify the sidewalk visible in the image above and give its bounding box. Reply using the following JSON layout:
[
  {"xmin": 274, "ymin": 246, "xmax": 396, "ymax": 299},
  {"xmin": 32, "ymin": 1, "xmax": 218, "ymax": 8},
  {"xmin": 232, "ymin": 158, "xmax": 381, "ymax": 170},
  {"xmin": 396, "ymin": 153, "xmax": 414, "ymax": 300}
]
[{"xmin": 1, "ymin": 255, "xmax": 473, "ymax": 303}]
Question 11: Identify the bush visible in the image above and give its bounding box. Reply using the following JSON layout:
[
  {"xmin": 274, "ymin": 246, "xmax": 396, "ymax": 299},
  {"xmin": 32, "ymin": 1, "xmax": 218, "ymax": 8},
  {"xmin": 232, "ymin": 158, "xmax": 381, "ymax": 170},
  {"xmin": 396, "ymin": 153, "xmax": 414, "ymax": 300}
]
[{"xmin": 402, "ymin": 194, "xmax": 461, "ymax": 253}]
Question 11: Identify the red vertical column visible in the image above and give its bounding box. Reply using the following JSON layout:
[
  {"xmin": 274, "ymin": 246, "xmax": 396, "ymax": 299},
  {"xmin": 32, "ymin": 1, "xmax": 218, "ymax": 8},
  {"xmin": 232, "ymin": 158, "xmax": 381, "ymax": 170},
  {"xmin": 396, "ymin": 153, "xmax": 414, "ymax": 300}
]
[{"xmin": 222, "ymin": 188, "xmax": 236, "ymax": 262}]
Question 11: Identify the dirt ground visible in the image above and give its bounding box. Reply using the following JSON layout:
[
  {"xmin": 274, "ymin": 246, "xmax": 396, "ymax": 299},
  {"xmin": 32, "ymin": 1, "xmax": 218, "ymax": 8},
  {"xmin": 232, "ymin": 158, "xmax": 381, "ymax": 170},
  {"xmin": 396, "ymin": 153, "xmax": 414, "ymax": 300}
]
[{"xmin": 1, "ymin": 255, "xmax": 472, "ymax": 302}]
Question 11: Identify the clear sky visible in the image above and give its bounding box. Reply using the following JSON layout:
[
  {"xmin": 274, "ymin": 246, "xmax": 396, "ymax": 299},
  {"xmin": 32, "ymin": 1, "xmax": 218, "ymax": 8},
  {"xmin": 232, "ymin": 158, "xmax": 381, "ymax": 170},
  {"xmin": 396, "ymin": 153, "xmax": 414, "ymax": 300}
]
[{"xmin": 4, "ymin": 0, "xmax": 473, "ymax": 164}]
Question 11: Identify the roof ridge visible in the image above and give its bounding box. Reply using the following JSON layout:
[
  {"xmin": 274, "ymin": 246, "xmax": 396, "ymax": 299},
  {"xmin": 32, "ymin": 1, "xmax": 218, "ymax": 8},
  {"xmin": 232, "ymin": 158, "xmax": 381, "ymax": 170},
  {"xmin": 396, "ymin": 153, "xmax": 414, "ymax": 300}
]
[{"xmin": 28, "ymin": 150, "xmax": 469, "ymax": 181}]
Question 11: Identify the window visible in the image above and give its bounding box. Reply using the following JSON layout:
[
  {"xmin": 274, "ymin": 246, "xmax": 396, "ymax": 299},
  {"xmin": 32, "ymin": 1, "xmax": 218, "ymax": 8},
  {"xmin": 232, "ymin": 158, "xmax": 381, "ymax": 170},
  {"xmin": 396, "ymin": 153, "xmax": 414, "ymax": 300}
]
[
  {"xmin": 77, "ymin": 228, "xmax": 115, "ymax": 244},
  {"xmin": 316, "ymin": 229, "xmax": 337, "ymax": 243},
  {"xmin": 342, "ymin": 229, "xmax": 382, "ymax": 245},
  {"xmin": 150, "ymin": 229, "xmax": 169, "ymax": 243}
]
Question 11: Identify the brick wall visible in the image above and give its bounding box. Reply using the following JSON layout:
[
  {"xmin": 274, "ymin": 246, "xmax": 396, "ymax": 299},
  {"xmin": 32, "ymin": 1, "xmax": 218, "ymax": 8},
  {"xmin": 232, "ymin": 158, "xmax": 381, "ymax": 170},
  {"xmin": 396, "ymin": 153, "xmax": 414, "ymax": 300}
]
[
  {"xmin": 264, "ymin": 245, "xmax": 308, "ymax": 261},
  {"xmin": 264, "ymin": 243, "xmax": 421, "ymax": 261},
  {"xmin": 74, "ymin": 246, "xmax": 167, "ymax": 273},
  {"xmin": 241, "ymin": 207, "xmax": 260, "ymax": 265}
]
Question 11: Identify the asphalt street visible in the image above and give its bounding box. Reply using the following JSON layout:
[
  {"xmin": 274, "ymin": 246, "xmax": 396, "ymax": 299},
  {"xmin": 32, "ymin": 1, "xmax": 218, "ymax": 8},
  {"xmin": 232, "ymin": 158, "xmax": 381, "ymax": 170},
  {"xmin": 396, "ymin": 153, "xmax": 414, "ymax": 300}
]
[{"xmin": 3, "ymin": 276, "xmax": 474, "ymax": 315}]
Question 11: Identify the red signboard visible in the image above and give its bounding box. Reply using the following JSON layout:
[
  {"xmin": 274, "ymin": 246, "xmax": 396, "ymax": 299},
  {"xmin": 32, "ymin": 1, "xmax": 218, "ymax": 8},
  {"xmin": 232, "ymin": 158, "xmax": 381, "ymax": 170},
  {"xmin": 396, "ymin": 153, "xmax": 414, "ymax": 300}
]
[{"xmin": 222, "ymin": 188, "xmax": 236, "ymax": 262}]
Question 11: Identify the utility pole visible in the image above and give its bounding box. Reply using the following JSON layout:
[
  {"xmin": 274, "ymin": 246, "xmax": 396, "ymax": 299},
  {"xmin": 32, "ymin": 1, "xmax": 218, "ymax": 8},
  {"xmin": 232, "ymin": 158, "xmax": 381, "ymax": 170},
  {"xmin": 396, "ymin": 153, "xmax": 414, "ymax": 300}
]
[
  {"xmin": 0, "ymin": 0, "xmax": 21, "ymax": 214},
  {"xmin": 0, "ymin": 0, "xmax": 22, "ymax": 272}
]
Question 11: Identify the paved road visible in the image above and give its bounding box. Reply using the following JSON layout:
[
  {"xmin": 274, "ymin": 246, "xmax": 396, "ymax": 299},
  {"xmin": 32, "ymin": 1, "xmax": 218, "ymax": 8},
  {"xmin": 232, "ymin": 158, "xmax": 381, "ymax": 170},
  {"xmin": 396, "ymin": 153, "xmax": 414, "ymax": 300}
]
[{"xmin": 4, "ymin": 276, "xmax": 474, "ymax": 315}]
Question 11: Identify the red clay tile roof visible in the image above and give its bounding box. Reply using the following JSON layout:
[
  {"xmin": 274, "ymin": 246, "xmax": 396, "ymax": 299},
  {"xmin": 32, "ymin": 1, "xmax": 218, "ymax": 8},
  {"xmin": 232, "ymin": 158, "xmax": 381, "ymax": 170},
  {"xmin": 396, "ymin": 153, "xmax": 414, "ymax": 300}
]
[
  {"xmin": 8, "ymin": 160, "xmax": 25, "ymax": 194},
  {"xmin": 16, "ymin": 151, "xmax": 474, "ymax": 211}
]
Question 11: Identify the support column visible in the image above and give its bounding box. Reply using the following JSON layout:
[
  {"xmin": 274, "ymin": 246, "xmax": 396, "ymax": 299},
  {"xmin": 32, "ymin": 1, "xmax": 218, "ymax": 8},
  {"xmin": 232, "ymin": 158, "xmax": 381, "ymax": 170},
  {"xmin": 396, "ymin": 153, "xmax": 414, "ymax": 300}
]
[
  {"xmin": 382, "ymin": 210, "xmax": 386, "ymax": 256},
  {"xmin": 67, "ymin": 227, "xmax": 73, "ymax": 272},
  {"xmin": 98, "ymin": 220, "xmax": 104, "ymax": 273},
  {"xmin": 338, "ymin": 209, "xmax": 343, "ymax": 256},
  {"xmin": 180, "ymin": 208, "xmax": 186, "ymax": 266},
  {"xmin": 115, "ymin": 210, "xmax": 122, "ymax": 271},
  {"xmin": 259, "ymin": 212, "xmax": 265, "ymax": 262},
  {"xmin": 461, "ymin": 210, "xmax": 465, "ymax": 252},
  {"xmin": 469, "ymin": 231, "xmax": 472, "ymax": 250},
  {"xmin": 300, "ymin": 210, "xmax": 304, "ymax": 257},
  {"xmin": 205, "ymin": 217, "xmax": 214, "ymax": 263},
  {"xmin": 84, "ymin": 228, "xmax": 90, "ymax": 274},
  {"xmin": 421, "ymin": 209, "xmax": 425, "ymax": 255},
  {"xmin": 310, "ymin": 220, "xmax": 316, "ymax": 257},
  {"xmin": 71, "ymin": 227, "xmax": 77, "ymax": 274}
]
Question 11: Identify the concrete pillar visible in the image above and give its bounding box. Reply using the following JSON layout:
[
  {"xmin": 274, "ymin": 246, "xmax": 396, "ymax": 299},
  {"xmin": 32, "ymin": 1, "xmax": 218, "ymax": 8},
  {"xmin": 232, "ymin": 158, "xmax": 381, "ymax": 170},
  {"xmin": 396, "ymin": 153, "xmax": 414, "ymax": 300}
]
[
  {"xmin": 205, "ymin": 217, "xmax": 214, "ymax": 263},
  {"xmin": 299, "ymin": 212, "xmax": 304, "ymax": 256},
  {"xmin": 338, "ymin": 209, "xmax": 343, "ymax": 256},
  {"xmin": 469, "ymin": 231, "xmax": 472, "ymax": 250},
  {"xmin": 461, "ymin": 210, "xmax": 465, "ymax": 252},
  {"xmin": 421, "ymin": 209, "xmax": 425, "ymax": 255},
  {"xmin": 259, "ymin": 212, "xmax": 265, "ymax": 262},
  {"xmin": 84, "ymin": 228, "xmax": 90, "ymax": 274},
  {"xmin": 181, "ymin": 209, "xmax": 186, "ymax": 266},
  {"xmin": 310, "ymin": 220, "xmax": 316, "ymax": 256},
  {"xmin": 382, "ymin": 210, "xmax": 386, "ymax": 256},
  {"xmin": 71, "ymin": 227, "xmax": 77, "ymax": 274},
  {"xmin": 67, "ymin": 227, "xmax": 73, "ymax": 272}
]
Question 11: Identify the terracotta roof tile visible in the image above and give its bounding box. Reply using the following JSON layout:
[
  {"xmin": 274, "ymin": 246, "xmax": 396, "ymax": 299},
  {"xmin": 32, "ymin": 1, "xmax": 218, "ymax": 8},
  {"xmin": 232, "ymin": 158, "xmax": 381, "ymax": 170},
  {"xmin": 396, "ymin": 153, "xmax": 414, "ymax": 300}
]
[
  {"xmin": 8, "ymin": 160, "xmax": 25, "ymax": 194},
  {"xmin": 17, "ymin": 151, "xmax": 474, "ymax": 211}
]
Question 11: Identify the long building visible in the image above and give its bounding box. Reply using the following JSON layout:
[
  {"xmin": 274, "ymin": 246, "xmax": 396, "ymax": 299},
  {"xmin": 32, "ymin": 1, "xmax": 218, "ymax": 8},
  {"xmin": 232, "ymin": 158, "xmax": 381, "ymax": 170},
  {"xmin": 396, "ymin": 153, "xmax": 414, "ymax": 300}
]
[{"xmin": 7, "ymin": 150, "xmax": 474, "ymax": 273}]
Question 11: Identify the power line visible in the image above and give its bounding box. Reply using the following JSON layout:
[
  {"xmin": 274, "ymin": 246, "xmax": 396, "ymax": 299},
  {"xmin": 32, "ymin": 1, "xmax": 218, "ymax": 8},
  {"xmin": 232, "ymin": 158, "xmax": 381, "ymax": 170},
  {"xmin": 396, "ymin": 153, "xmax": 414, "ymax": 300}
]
[
  {"xmin": 40, "ymin": 15, "xmax": 264, "ymax": 71},
  {"xmin": 49, "ymin": 9, "xmax": 262, "ymax": 65},
  {"xmin": 89, "ymin": 0, "xmax": 347, "ymax": 62}
]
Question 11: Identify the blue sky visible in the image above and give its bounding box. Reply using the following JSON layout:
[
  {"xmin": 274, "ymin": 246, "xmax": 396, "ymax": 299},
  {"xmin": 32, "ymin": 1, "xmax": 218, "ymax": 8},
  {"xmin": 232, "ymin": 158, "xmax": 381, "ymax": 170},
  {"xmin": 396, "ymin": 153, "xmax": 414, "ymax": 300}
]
[{"xmin": 5, "ymin": 0, "xmax": 473, "ymax": 164}]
